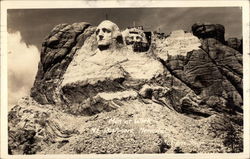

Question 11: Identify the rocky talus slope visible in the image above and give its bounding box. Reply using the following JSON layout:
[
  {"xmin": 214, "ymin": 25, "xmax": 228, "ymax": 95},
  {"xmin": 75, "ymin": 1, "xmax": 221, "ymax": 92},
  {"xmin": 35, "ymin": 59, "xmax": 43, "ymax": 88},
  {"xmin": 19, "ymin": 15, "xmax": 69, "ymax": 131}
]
[{"xmin": 8, "ymin": 22, "xmax": 243, "ymax": 154}]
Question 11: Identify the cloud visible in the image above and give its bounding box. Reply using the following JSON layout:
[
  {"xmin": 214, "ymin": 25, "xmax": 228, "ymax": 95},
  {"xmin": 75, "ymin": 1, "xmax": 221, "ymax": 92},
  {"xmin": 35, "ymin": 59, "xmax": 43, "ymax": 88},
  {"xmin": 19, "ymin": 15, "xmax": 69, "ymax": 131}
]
[
  {"xmin": 8, "ymin": 31, "xmax": 40, "ymax": 106},
  {"xmin": 7, "ymin": 8, "xmax": 242, "ymax": 52}
]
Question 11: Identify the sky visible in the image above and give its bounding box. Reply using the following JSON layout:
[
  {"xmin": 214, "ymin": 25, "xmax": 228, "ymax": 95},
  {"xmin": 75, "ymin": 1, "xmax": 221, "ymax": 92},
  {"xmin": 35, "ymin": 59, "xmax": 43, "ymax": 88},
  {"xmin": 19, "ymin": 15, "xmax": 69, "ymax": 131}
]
[
  {"xmin": 7, "ymin": 7, "xmax": 242, "ymax": 106},
  {"xmin": 8, "ymin": 7, "xmax": 242, "ymax": 51}
]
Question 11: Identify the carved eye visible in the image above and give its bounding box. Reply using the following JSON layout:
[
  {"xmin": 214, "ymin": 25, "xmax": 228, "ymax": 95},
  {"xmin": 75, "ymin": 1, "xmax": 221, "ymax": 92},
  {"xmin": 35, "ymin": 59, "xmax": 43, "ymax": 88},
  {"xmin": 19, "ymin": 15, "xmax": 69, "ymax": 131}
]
[
  {"xmin": 136, "ymin": 36, "xmax": 141, "ymax": 40},
  {"xmin": 96, "ymin": 29, "xmax": 100, "ymax": 35},
  {"xmin": 102, "ymin": 28, "xmax": 111, "ymax": 33},
  {"xmin": 127, "ymin": 36, "xmax": 133, "ymax": 41}
]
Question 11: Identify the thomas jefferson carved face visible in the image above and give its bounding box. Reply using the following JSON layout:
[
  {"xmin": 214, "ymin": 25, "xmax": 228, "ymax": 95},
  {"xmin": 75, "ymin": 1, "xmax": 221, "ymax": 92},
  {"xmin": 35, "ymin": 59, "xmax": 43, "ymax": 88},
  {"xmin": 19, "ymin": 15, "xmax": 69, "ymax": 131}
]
[
  {"xmin": 122, "ymin": 28, "xmax": 147, "ymax": 45},
  {"xmin": 96, "ymin": 20, "xmax": 121, "ymax": 50},
  {"xmin": 125, "ymin": 33, "xmax": 143, "ymax": 45}
]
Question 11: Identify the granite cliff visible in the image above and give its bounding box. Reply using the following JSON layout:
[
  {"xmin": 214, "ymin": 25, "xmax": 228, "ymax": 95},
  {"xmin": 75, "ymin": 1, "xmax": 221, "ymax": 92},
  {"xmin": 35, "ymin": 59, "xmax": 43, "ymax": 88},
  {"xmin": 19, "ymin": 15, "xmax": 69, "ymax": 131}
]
[{"xmin": 8, "ymin": 21, "xmax": 243, "ymax": 154}]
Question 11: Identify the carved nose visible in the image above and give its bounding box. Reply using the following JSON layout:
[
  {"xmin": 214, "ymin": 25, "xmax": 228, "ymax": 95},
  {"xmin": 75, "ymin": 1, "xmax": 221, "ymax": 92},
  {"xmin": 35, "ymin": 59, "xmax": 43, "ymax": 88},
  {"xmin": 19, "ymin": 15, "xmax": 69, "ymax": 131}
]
[{"xmin": 99, "ymin": 35, "xmax": 104, "ymax": 40}]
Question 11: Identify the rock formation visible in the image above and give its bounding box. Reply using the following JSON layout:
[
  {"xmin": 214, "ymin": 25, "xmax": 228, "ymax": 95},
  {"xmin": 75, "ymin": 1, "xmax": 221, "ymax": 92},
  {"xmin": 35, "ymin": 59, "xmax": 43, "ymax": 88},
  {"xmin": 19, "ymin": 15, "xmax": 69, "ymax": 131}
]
[
  {"xmin": 226, "ymin": 37, "xmax": 243, "ymax": 54},
  {"xmin": 30, "ymin": 22, "xmax": 96, "ymax": 104},
  {"xmin": 192, "ymin": 22, "xmax": 225, "ymax": 44},
  {"xmin": 155, "ymin": 30, "xmax": 201, "ymax": 58},
  {"xmin": 157, "ymin": 38, "xmax": 242, "ymax": 112},
  {"xmin": 9, "ymin": 20, "xmax": 243, "ymax": 154}
]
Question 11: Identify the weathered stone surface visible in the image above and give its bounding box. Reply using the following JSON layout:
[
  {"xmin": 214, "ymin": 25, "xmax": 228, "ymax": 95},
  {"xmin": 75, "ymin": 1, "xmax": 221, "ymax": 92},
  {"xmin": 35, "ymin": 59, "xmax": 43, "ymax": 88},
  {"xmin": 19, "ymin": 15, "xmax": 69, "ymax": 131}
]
[
  {"xmin": 157, "ymin": 37, "xmax": 242, "ymax": 114},
  {"xmin": 9, "ymin": 21, "xmax": 243, "ymax": 154},
  {"xmin": 8, "ymin": 97, "xmax": 80, "ymax": 154},
  {"xmin": 69, "ymin": 90, "xmax": 138, "ymax": 116},
  {"xmin": 226, "ymin": 37, "xmax": 242, "ymax": 53},
  {"xmin": 155, "ymin": 30, "xmax": 201, "ymax": 60},
  {"xmin": 9, "ymin": 97, "xmax": 242, "ymax": 154},
  {"xmin": 60, "ymin": 48, "xmax": 171, "ymax": 114},
  {"xmin": 96, "ymin": 20, "xmax": 124, "ymax": 51},
  {"xmin": 30, "ymin": 22, "xmax": 95, "ymax": 104},
  {"xmin": 122, "ymin": 28, "xmax": 150, "ymax": 52},
  {"xmin": 28, "ymin": 22, "xmax": 243, "ymax": 116},
  {"xmin": 192, "ymin": 22, "xmax": 225, "ymax": 43}
]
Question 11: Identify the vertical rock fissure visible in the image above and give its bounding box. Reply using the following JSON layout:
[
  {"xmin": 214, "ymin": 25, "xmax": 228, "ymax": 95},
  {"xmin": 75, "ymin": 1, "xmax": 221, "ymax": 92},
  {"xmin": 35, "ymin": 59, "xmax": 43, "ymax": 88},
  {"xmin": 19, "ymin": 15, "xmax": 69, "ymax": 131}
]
[
  {"xmin": 31, "ymin": 24, "xmax": 93, "ymax": 104},
  {"xmin": 157, "ymin": 58, "xmax": 202, "ymax": 95},
  {"xmin": 201, "ymin": 42, "xmax": 243, "ymax": 98},
  {"xmin": 43, "ymin": 24, "xmax": 91, "ymax": 77},
  {"xmin": 45, "ymin": 24, "xmax": 93, "ymax": 103}
]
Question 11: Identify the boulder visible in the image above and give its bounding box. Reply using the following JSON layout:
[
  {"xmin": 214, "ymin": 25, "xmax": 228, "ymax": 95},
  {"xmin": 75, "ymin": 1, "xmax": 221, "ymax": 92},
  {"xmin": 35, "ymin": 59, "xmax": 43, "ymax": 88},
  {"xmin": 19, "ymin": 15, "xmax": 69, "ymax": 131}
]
[
  {"xmin": 226, "ymin": 37, "xmax": 242, "ymax": 53},
  {"xmin": 192, "ymin": 22, "xmax": 225, "ymax": 43}
]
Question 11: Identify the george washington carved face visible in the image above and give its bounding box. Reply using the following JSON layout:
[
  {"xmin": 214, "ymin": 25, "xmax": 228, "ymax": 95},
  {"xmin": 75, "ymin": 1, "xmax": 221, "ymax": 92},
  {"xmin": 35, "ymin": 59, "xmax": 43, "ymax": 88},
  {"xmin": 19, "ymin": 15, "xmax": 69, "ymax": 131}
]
[{"xmin": 95, "ymin": 20, "xmax": 122, "ymax": 51}]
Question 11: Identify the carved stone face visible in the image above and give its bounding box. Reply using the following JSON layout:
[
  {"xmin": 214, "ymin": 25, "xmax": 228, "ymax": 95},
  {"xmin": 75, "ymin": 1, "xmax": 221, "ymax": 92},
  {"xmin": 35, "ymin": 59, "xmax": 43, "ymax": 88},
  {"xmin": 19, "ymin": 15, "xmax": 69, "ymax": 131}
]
[
  {"xmin": 95, "ymin": 20, "xmax": 121, "ymax": 50},
  {"xmin": 122, "ymin": 28, "xmax": 147, "ymax": 45},
  {"xmin": 126, "ymin": 33, "xmax": 143, "ymax": 44}
]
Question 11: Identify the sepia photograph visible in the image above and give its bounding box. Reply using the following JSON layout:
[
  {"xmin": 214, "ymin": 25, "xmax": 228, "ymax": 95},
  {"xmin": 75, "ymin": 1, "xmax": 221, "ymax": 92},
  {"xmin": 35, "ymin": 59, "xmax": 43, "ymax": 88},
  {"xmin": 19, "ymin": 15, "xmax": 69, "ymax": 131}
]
[{"xmin": 1, "ymin": 0, "xmax": 250, "ymax": 159}]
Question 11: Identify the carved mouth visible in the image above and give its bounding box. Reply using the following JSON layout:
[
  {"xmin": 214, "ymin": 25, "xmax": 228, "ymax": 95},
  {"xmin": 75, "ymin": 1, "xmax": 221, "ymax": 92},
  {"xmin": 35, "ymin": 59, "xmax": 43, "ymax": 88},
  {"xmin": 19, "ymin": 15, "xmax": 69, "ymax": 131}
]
[
  {"xmin": 98, "ymin": 39, "xmax": 110, "ymax": 43},
  {"xmin": 98, "ymin": 45, "xmax": 110, "ymax": 51}
]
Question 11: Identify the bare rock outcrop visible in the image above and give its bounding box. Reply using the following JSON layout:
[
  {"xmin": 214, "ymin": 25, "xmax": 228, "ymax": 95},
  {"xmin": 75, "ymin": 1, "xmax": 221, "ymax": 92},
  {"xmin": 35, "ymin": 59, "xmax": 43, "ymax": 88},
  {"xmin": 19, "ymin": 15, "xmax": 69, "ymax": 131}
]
[
  {"xmin": 30, "ymin": 22, "xmax": 96, "ymax": 104},
  {"xmin": 60, "ymin": 48, "xmax": 172, "ymax": 115},
  {"xmin": 9, "ymin": 21, "xmax": 243, "ymax": 154},
  {"xmin": 192, "ymin": 22, "xmax": 225, "ymax": 44},
  {"xmin": 226, "ymin": 37, "xmax": 242, "ymax": 54},
  {"xmin": 156, "ymin": 35, "xmax": 242, "ymax": 115}
]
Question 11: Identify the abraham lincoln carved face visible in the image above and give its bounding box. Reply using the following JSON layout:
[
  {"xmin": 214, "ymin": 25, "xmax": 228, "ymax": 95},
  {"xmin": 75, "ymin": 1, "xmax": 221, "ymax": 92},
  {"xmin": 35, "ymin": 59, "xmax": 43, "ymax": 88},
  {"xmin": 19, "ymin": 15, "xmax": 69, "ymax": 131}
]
[{"xmin": 95, "ymin": 20, "xmax": 122, "ymax": 51}]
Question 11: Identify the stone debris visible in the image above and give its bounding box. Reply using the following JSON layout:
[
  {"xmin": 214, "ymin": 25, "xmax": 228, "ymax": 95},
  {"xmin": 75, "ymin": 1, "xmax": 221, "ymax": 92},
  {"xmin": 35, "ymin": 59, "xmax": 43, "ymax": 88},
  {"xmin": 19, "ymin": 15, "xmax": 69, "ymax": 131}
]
[{"xmin": 9, "ymin": 20, "xmax": 243, "ymax": 154}]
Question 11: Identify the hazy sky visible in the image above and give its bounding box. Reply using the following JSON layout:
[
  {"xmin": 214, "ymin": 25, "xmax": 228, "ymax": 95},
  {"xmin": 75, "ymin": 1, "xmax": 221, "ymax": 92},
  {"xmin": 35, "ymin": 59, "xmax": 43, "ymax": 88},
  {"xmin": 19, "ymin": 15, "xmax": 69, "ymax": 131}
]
[
  {"xmin": 7, "ymin": 7, "xmax": 242, "ymax": 106},
  {"xmin": 8, "ymin": 7, "xmax": 242, "ymax": 51}
]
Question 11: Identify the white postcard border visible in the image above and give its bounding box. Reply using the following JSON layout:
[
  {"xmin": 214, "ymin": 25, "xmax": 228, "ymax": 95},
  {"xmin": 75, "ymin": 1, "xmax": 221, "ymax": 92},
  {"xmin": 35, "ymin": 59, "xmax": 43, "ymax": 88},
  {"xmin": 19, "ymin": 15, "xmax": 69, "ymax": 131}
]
[{"xmin": 1, "ymin": 1, "xmax": 249, "ymax": 159}]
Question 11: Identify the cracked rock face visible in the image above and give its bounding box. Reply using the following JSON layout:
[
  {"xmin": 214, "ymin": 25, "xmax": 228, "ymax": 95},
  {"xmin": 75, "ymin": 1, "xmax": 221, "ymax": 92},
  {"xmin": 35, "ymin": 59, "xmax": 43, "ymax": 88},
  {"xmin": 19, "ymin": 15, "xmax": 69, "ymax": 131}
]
[
  {"xmin": 9, "ymin": 21, "xmax": 243, "ymax": 154},
  {"xmin": 61, "ymin": 48, "xmax": 167, "ymax": 114},
  {"xmin": 226, "ymin": 37, "xmax": 242, "ymax": 53},
  {"xmin": 155, "ymin": 30, "xmax": 201, "ymax": 59},
  {"xmin": 158, "ymin": 38, "xmax": 242, "ymax": 113},
  {"xmin": 192, "ymin": 22, "xmax": 225, "ymax": 44},
  {"xmin": 30, "ymin": 21, "xmax": 243, "ymax": 114},
  {"xmin": 30, "ymin": 22, "xmax": 96, "ymax": 104}
]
